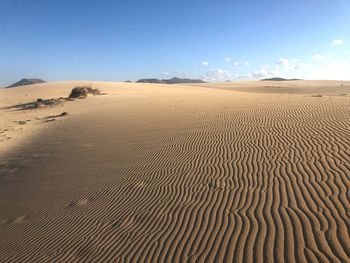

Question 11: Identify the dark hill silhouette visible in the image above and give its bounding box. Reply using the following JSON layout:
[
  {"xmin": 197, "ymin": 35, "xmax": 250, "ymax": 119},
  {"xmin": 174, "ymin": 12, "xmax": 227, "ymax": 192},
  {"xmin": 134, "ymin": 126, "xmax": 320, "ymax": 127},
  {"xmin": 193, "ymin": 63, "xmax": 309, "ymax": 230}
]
[
  {"xmin": 6, "ymin": 78, "xmax": 46, "ymax": 88},
  {"xmin": 137, "ymin": 77, "xmax": 206, "ymax": 84},
  {"xmin": 136, "ymin": 78, "xmax": 164, "ymax": 84},
  {"xmin": 165, "ymin": 77, "xmax": 207, "ymax": 84},
  {"xmin": 261, "ymin": 77, "xmax": 302, "ymax": 81}
]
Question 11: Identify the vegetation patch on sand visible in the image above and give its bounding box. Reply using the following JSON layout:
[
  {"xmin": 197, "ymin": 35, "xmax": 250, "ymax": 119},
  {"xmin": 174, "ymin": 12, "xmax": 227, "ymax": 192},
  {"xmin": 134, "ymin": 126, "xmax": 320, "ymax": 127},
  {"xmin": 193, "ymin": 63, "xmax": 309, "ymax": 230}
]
[
  {"xmin": 68, "ymin": 86, "xmax": 101, "ymax": 99},
  {"xmin": 6, "ymin": 97, "xmax": 67, "ymax": 110},
  {"xmin": 5, "ymin": 86, "xmax": 103, "ymax": 111}
]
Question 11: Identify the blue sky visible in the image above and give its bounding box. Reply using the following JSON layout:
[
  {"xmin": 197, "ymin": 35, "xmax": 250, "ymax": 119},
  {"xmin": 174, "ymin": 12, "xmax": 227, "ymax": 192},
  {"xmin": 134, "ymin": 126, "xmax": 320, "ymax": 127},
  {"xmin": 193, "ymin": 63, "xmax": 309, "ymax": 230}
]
[{"xmin": 0, "ymin": 0, "xmax": 349, "ymax": 86}]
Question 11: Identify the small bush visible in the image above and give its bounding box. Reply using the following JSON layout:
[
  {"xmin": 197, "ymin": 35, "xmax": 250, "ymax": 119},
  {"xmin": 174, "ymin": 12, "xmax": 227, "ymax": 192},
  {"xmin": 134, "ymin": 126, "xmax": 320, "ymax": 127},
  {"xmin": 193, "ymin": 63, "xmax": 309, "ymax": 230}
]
[
  {"xmin": 34, "ymin": 98, "xmax": 65, "ymax": 108},
  {"xmin": 69, "ymin": 86, "xmax": 101, "ymax": 99},
  {"xmin": 34, "ymin": 98, "xmax": 44, "ymax": 108}
]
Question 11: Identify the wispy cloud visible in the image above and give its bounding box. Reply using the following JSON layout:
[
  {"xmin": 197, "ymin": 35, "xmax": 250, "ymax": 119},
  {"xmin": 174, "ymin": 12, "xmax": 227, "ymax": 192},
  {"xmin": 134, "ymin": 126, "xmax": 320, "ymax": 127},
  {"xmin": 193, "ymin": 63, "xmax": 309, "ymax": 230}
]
[
  {"xmin": 234, "ymin": 61, "xmax": 249, "ymax": 67},
  {"xmin": 311, "ymin": 54, "xmax": 332, "ymax": 61},
  {"xmin": 241, "ymin": 59, "xmax": 310, "ymax": 80},
  {"xmin": 312, "ymin": 54, "xmax": 324, "ymax": 61},
  {"xmin": 252, "ymin": 66, "xmax": 279, "ymax": 79},
  {"xmin": 309, "ymin": 60, "xmax": 350, "ymax": 80},
  {"xmin": 332, "ymin": 39, "xmax": 344, "ymax": 46},
  {"xmin": 276, "ymin": 58, "xmax": 290, "ymax": 67},
  {"xmin": 196, "ymin": 38, "xmax": 349, "ymax": 82},
  {"xmin": 201, "ymin": 69, "xmax": 233, "ymax": 82}
]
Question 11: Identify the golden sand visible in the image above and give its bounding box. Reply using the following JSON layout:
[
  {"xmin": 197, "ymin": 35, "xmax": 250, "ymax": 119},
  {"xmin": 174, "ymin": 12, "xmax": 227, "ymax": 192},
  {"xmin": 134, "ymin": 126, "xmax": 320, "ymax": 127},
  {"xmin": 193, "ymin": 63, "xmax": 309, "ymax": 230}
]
[{"xmin": 0, "ymin": 81, "xmax": 349, "ymax": 262}]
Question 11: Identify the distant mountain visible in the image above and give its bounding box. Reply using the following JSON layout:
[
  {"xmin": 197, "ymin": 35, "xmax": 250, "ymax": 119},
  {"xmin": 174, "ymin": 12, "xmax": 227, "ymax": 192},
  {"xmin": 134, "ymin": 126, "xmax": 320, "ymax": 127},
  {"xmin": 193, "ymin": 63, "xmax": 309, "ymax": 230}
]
[
  {"xmin": 136, "ymin": 77, "xmax": 206, "ymax": 84},
  {"xmin": 6, "ymin": 78, "xmax": 46, "ymax": 88},
  {"xmin": 261, "ymin": 77, "xmax": 302, "ymax": 81},
  {"xmin": 136, "ymin": 78, "xmax": 164, "ymax": 84},
  {"xmin": 165, "ymin": 77, "xmax": 207, "ymax": 84}
]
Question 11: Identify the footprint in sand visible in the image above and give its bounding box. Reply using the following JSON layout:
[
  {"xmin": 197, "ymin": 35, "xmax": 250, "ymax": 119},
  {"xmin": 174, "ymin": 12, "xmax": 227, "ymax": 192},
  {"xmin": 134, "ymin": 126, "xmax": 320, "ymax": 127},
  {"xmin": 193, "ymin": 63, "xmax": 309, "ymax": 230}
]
[
  {"xmin": 68, "ymin": 198, "xmax": 92, "ymax": 208},
  {"xmin": 11, "ymin": 215, "xmax": 28, "ymax": 224}
]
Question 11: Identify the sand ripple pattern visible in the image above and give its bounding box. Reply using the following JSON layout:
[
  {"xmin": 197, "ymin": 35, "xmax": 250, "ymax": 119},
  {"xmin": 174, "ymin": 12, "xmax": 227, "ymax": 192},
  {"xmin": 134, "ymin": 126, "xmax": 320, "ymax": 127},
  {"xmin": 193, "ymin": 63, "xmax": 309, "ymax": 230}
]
[{"xmin": 0, "ymin": 94, "xmax": 350, "ymax": 262}]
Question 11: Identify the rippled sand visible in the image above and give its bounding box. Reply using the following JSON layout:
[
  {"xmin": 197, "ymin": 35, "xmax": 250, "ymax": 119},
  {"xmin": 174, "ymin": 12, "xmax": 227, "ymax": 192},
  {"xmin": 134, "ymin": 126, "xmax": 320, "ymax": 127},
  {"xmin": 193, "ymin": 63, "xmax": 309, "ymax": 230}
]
[{"xmin": 0, "ymin": 80, "xmax": 349, "ymax": 262}]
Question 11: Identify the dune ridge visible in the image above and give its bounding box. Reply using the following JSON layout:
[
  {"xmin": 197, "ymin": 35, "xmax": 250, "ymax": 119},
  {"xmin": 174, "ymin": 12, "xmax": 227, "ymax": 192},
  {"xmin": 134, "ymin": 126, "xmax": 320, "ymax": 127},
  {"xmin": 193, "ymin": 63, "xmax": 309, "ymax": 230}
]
[{"xmin": 0, "ymin": 81, "xmax": 349, "ymax": 262}]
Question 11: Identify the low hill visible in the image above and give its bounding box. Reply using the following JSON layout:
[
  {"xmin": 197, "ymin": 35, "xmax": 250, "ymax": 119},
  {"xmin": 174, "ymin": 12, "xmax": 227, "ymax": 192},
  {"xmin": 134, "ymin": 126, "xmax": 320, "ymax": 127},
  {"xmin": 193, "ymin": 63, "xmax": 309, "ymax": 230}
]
[
  {"xmin": 165, "ymin": 77, "xmax": 207, "ymax": 84},
  {"xmin": 136, "ymin": 78, "xmax": 164, "ymax": 84},
  {"xmin": 6, "ymin": 78, "xmax": 46, "ymax": 88},
  {"xmin": 136, "ymin": 77, "xmax": 206, "ymax": 84},
  {"xmin": 261, "ymin": 77, "xmax": 302, "ymax": 81}
]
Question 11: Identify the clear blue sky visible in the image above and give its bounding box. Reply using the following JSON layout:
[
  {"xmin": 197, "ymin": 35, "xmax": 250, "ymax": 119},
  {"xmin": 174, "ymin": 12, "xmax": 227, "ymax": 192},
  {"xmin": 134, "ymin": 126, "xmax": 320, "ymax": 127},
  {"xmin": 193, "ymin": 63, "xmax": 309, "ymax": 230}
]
[{"xmin": 0, "ymin": 0, "xmax": 349, "ymax": 86}]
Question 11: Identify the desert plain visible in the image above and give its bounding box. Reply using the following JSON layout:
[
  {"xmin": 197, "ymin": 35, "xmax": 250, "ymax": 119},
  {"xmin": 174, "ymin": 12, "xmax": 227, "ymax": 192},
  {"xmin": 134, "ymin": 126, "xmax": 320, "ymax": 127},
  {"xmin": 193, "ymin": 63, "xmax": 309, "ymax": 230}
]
[{"xmin": 0, "ymin": 80, "xmax": 350, "ymax": 262}]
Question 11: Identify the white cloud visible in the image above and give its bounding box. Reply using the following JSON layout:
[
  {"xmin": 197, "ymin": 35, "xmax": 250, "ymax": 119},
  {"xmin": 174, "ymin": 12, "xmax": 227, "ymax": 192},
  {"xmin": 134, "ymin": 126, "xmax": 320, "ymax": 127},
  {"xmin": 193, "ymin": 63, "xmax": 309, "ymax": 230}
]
[
  {"xmin": 312, "ymin": 54, "xmax": 333, "ymax": 61},
  {"xmin": 293, "ymin": 62, "xmax": 308, "ymax": 71},
  {"xmin": 161, "ymin": 72, "xmax": 170, "ymax": 76},
  {"xmin": 174, "ymin": 69, "xmax": 185, "ymax": 75},
  {"xmin": 276, "ymin": 58, "xmax": 290, "ymax": 67},
  {"xmin": 332, "ymin": 39, "xmax": 344, "ymax": 46},
  {"xmin": 201, "ymin": 69, "xmax": 234, "ymax": 82},
  {"xmin": 201, "ymin": 61, "xmax": 209, "ymax": 66},
  {"xmin": 309, "ymin": 60, "xmax": 350, "ymax": 80},
  {"xmin": 233, "ymin": 74, "xmax": 252, "ymax": 80},
  {"xmin": 312, "ymin": 54, "xmax": 324, "ymax": 61},
  {"xmin": 243, "ymin": 59, "xmax": 311, "ymax": 80},
  {"xmin": 224, "ymin": 57, "xmax": 231, "ymax": 62},
  {"xmin": 198, "ymin": 51, "xmax": 349, "ymax": 82},
  {"xmin": 251, "ymin": 66, "xmax": 279, "ymax": 79},
  {"xmin": 233, "ymin": 61, "xmax": 249, "ymax": 67}
]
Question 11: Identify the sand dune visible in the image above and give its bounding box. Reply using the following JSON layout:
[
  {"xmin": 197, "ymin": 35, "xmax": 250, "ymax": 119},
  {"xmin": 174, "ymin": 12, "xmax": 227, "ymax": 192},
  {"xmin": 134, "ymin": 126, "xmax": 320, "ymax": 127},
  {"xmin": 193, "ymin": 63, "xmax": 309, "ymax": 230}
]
[
  {"xmin": 0, "ymin": 81, "xmax": 349, "ymax": 262},
  {"xmin": 187, "ymin": 80, "xmax": 350, "ymax": 96}
]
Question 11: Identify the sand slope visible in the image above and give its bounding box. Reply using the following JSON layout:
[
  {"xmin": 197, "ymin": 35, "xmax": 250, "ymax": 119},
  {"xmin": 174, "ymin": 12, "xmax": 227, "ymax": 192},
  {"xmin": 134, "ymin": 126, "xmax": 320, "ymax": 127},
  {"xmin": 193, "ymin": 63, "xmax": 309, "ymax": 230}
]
[
  {"xmin": 188, "ymin": 80, "xmax": 350, "ymax": 96},
  {"xmin": 0, "ymin": 81, "xmax": 350, "ymax": 262}
]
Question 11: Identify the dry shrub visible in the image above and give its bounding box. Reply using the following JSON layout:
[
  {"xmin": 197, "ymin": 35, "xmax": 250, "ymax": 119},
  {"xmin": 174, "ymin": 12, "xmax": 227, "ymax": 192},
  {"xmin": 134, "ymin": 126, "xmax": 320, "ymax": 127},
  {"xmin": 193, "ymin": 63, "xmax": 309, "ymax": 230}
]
[
  {"xmin": 69, "ymin": 86, "xmax": 101, "ymax": 99},
  {"xmin": 34, "ymin": 98, "xmax": 65, "ymax": 108}
]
